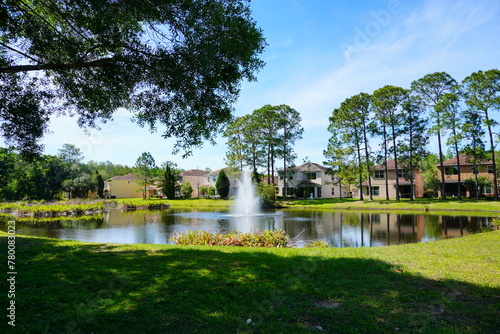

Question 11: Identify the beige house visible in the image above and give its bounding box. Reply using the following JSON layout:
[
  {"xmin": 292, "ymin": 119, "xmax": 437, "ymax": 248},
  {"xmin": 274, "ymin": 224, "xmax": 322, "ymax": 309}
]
[
  {"xmin": 277, "ymin": 162, "xmax": 349, "ymax": 199},
  {"xmin": 105, "ymin": 173, "xmax": 161, "ymax": 199},
  {"xmin": 359, "ymin": 159, "xmax": 424, "ymax": 199},
  {"xmin": 437, "ymin": 154, "xmax": 495, "ymax": 197},
  {"xmin": 202, "ymin": 168, "xmax": 239, "ymax": 198},
  {"xmin": 179, "ymin": 169, "xmax": 208, "ymax": 198}
]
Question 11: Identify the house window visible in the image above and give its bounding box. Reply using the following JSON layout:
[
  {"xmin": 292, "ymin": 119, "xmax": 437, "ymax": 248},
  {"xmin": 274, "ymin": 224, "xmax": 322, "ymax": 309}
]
[
  {"xmin": 128, "ymin": 181, "xmax": 131, "ymax": 184},
  {"xmin": 472, "ymin": 166, "xmax": 479, "ymax": 175},
  {"xmin": 488, "ymin": 165, "xmax": 494, "ymax": 174},
  {"xmin": 397, "ymin": 170, "xmax": 410, "ymax": 179},
  {"xmin": 484, "ymin": 185, "xmax": 492, "ymax": 194},
  {"xmin": 331, "ymin": 187, "xmax": 335, "ymax": 196},
  {"xmin": 445, "ymin": 167, "xmax": 459, "ymax": 175},
  {"xmin": 365, "ymin": 186, "xmax": 380, "ymax": 196},
  {"xmin": 306, "ymin": 172, "xmax": 317, "ymax": 180},
  {"xmin": 280, "ymin": 173, "xmax": 294, "ymax": 180},
  {"xmin": 374, "ymin": 170, "xmax": 384, "ymax": 179}
]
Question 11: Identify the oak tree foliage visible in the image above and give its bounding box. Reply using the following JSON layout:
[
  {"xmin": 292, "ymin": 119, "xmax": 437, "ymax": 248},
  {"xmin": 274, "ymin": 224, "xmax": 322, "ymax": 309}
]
[{"xmin": 0, "ymin": 0, "xmax": 266, "ymax": 156}]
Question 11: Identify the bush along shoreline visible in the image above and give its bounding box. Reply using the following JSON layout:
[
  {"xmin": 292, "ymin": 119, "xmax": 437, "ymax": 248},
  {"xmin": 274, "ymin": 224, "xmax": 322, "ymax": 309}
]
[
  {"xmin": 0, "ymin": 201, "xmax": 104, "ymax": 217},
  {"xmin": 0, "ymin": 199, "xmax": 172, "ymax": 217}
]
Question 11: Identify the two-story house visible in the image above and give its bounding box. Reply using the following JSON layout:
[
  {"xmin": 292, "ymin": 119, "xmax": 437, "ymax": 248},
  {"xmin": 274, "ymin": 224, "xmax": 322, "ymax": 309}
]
[
  {"xmin": 436, "ymin": 154, "xmax": 494, "ymax": 197},
  {"xmin": 105, "ymin": 173, "xmax": 161, "ymax": 198},
  {"xmin": 277, "ymin": 162, "xmax": 349, "ymax": 199},
  {"xmin": 202, "ymin": 168, "xmax": 239, "ymax": 198},
  {"xmin": 358, "ymin": 159, "xmax": 424, "ymax": 199},
  {"xmin": 179, "ymin": 169, "xmax": 207, "ymax": 198}
]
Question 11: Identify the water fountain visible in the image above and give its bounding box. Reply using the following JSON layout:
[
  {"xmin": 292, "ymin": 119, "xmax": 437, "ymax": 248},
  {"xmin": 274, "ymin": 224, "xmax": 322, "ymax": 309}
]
[{"xmin": 231, "ymin": 170, "xmax": 261, "ymax": 217}]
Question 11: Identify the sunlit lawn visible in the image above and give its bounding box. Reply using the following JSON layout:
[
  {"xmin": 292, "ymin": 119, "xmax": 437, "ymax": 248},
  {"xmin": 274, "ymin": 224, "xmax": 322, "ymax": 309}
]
[
  {"xmin": 2, "ymin": 231, "xmax": 499, "ymax": 333},
  {"xmin": 281, "ymin": 197, "xmax": 500, "ymax": 213},
  {"xmin": 4, "ymin": 197, "xmax": 500, "ymax": 215}
]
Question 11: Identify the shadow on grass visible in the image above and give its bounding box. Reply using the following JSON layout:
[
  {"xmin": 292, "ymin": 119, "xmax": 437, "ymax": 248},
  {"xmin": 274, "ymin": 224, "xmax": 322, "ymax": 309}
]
[{"xmin": 7, "ymin": 237, "xmax": 500, "ymax": 334}]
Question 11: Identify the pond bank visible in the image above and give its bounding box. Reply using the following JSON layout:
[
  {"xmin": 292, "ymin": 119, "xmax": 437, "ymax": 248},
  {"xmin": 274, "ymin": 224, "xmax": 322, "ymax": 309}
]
[
  {"xmin": 3, "ymin": 198, "xmax": 500, "ymax": 216},
  {"xmin": 279, "ymin": 198, "xmax": 500, "ymax": 214}
]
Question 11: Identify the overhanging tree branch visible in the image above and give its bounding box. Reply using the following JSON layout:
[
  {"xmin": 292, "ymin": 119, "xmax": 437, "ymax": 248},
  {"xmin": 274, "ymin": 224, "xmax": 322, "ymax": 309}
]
[{"xmin": 0, "ymin": 57, "xmax": 125, "ymax": 73}]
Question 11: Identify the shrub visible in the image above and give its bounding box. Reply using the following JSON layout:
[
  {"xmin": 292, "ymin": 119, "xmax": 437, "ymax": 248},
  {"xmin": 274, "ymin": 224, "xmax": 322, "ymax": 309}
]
[
  {"xmin": 216, "ymin": 170, "xmax": 230, "ymax": 199},
  {"xmin": 491, "ymin": 218, "xmax": 500, "ymax": 230},
  {"xmin": 171, "ymin": 229, "xmax": 291, "ymax": 247},
  {"xmin": 256, "ymin": 183, "xmax": 277, "ymax": 208},
  {"xmin": 305, "ymin": 240, "xmax": 330, "ymax": 248},
  {"xmin": 181, "ymin": 182, "xmax": 193, "ymax": 199}
]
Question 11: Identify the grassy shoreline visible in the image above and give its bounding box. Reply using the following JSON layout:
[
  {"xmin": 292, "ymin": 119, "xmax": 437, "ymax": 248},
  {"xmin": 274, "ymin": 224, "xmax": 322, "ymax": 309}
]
[
  {"xmin": 3, "ymin": 198, "xmax": 500, "ymax": 216},
  {"xmin": 2, "ymin": 231, "xmax": 499, "ymax": 333}
]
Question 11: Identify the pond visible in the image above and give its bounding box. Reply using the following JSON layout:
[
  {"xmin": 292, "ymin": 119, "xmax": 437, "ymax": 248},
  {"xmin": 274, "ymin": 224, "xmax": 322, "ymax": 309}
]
[{"xmin": 1, "ymin": 208, "xmax": 494, "ymax": 247}]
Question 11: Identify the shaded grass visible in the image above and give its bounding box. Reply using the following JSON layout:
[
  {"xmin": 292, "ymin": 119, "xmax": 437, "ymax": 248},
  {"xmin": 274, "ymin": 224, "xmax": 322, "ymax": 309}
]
[{"xmin": 1, "ymin": 231, "xmax": 498, "ymax": 333}]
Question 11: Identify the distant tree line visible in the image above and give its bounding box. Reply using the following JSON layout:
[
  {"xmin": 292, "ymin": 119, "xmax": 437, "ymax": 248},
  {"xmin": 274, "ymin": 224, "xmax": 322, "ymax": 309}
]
[
  {"xmin": 324, "ymin": 69, "xmax": 500, "ymax": 201},
  {"xmin": 0, "ymin": 144, "xmax": 136, "ymax": 200}
]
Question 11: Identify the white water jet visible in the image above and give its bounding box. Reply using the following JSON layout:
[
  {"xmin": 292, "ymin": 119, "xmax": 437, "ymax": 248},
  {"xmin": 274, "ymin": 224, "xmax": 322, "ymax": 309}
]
[{"xmin": 232, "ymin": 170, "xmax": 260, "ymax": 217}]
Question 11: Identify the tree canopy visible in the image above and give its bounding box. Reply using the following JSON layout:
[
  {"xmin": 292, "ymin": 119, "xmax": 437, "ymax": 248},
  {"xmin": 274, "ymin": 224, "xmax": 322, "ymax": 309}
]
[{"xmin": 0, "ymin": 0, "xmax": 266, "ymax": 156}]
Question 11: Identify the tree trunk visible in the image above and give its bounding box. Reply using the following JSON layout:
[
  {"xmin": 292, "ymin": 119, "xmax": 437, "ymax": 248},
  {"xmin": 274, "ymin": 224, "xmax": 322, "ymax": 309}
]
[
  {"xmin": 338, "ymin": 173, "xmax": 343, "ymax": 200},
  {"xmin": 437, "ymin": 130, "xmax": 446, "ymax": 200},
  {"xmin": 271, "ymin": 145, "xmax": 275, "ymax": 185},
  {"xmin": 283, "ymin": 142, "xmax": 287, "ymax": 200},
  {"xmin": 409, "ymin": 120, "xmax": 415, "ymax": 201},
  {"xmin": 486, "ymin": 115, "xmax": 498, "ymax": 200},
  {"xmin": 362, "ymin": 123, "xmax": 372, "ymax": 200},
  {"xmin": 391, "ymin": 124, "xmax": 400, "ymax": 201},
  {"xmin": 383, "ymin": 124, "xmax": 389, "ymax": 200},
  {"xmin": 453, "ymin": 137, "xmax": 462, "ymax": 200},
  {"xmin": 356, "ymin": 140, "xmax": 364, "ymax": 201},
  {"xmin": 267, "ymin": 144, "xmax": 271, "ymax": 185}
]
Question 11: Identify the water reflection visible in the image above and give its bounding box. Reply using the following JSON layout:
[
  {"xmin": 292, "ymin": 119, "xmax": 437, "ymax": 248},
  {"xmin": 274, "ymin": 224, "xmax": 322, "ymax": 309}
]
[{"xmin": 0, "ymin": 208, "xmax": 493, "ymax": 247}]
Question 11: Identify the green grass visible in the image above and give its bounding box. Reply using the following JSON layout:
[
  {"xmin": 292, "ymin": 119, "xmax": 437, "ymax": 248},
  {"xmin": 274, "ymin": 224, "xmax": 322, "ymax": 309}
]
[
  {"xmin": 0, "ymin": 200, "xmax": 104, "ymax": 216},
  {"xmin": 281, "ymin": 197, "xmax": 500, "ymax": 213},
  {"xmin": 5, "ymin": 197, "xmax": 500, "ymax": 215},
  {"xmin": 2, "ymin": 231, "xmax": 499, "ymax": 333},
  {"xmin": 113, "ymin": 197, "xmax": 232, "ymax": 210}
]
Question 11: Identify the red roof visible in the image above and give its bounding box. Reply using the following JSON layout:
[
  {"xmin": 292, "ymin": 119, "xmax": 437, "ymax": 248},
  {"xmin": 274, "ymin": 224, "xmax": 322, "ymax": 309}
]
[
  {"xmin": 108, "ymin": 173, "xmax": 136, "ymax": 181},
  {"xmin": 180, "ymin": 169, "xmax": 207, "ymax": 177},
  {"xmin": 439, "ymin": 154, "xmax": 493, "ymax": 166},
  {"xmin": 373, "ymin": 159, "xmax": 399, "ymax": 170}
]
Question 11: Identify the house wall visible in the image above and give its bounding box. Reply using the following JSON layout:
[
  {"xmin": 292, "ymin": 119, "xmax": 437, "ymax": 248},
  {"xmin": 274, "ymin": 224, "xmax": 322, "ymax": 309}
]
[
  {"xmin": 437, "ymin": 165, "xmax": 494, "ymax": 183},
  {"xmin": 204, "ymin": 174, "xmax": 238, "ymax": 198},
  {"xmin": 414, "ymin": 172, "xmax": 425, "ymax": 198},
  {"xmin": 362, "ymin": 169, "xmax": 424, "ymax": 199},
  {"xmin": 436, "ymin": 164, "xmax": 495, "ymax": 197},
  {"xmin": 181, "ymin": 175, "xmax": 206, "ymax": 198},
  {"xmin": 106, "ymin": 180, "xmax": 142, "ymax": 198},
  {"xmin": 278, "ymin": 170, "xmax": 349, "ymax": 199}
]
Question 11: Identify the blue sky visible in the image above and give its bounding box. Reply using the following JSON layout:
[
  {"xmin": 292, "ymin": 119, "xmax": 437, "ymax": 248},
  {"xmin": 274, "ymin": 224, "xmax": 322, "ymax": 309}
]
[{"xmin": 35, "ymin": 0, "xmax": 500, "ymax": 170}]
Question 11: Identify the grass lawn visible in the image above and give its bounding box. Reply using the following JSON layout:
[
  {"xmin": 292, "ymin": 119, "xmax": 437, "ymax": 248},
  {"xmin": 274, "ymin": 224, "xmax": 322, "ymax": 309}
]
[
  {"xmin": 2, "ymin": 231, "xmax": 499, "ymax": 333},
  {"xmin": 281, "ymin": 197, "xmax": 500, "ymax": 213},
  {"xmin": 114, "ymin": 197, "xmax": 500, "ymax": 213},
  {"xmin": 113, "ymin": 197, "xmax": 233, "ymax": 210},
  {"xmin": 5, "ymin": 198, "xmax": 500, "ymax": 214}
]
